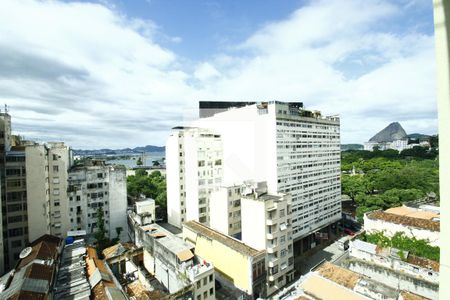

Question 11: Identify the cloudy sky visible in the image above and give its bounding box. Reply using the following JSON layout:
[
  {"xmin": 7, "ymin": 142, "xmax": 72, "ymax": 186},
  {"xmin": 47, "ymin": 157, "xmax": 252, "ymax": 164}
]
[{"xmin": 0, "ymin": 0, "xmax": 437, "ymax": 149}]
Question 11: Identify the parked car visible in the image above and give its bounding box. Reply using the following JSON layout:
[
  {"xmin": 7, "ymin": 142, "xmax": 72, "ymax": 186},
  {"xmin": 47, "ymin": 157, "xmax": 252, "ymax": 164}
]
[{"xmin": 344, "ymin": 228, "xmax": 355, "ymax": 236}]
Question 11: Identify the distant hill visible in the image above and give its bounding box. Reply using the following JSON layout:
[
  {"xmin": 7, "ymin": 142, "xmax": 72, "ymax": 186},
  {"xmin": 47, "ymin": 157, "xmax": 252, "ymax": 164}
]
[
  {"xmin": 407, "ymin": 133, "xmax": 431, "ymax": 140},
  {"xmin": 369, "ymin": 122, "xmax": 407, "ymax": 142},
  {"xmin": 73, "ymin": 145, "xmax": 165, "ymax": 156},
  {"xmin": 341, "ymin": 144, "xmax": 364, "ymax": 151}
]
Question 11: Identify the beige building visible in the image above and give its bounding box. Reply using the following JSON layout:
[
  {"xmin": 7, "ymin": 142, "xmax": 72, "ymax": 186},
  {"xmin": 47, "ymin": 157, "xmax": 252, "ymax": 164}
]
[{"xmin": 183, "ymin": 221, "xmax": 267, "ymax": 298}]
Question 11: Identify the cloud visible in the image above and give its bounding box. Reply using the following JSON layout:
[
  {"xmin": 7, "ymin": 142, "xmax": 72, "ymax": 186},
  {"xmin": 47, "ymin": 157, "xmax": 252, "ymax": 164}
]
[
  {"xmin": 0, "ymin": 0, "xmax": 437, "ymax": 148},
  {"xmin": 195, "ymin": 0, "xmax": 437, "ymax": 143}
]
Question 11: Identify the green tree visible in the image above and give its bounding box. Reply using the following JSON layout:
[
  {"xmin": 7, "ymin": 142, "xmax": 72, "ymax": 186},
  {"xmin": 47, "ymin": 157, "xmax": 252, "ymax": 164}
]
[
  {"xmin": 136, "ymin": 156, "xmax": 143, "ymax": 166},
  {"xmin": 94, "ymin": 207, "xmax": 109, "ymax": 257}
]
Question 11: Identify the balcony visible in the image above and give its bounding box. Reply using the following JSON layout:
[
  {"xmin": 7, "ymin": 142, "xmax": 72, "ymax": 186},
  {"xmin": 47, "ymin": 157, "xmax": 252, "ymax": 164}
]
[
  {"xmin": 266, "ymin": 233, "xmax": 276, "ymax": 240},
  {"xmin": 266, "ymin": 219, "xmax": 275, "ymax": 226},
  {"xmin": 266, "ymin": 245, "xmax": 277, "ymax": 254},
  {"xmin": 268, "ymin": 258, "xmax": 278, "ymax": 268}
]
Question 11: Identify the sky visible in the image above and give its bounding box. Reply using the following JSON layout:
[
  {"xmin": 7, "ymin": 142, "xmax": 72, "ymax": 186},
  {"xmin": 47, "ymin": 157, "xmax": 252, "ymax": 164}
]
[{"xmin": 0, "ymin": 0, "xmax": 437, "ymax": 149}]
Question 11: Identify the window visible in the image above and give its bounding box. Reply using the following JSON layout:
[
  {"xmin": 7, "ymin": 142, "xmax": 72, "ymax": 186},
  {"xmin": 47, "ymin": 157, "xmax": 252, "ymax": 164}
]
[
  {"xmin": 8, "ymin": 228, "xmax": 23, "ymax": 237},
  {"xmin": 209, "ymin": 274, "xmax": 213, "ymax": 282},
  {"xmin": 197, "ymin": 296, "xmax": 201, "ymax": 300},
  {"xmin": 53, "ymin": 154, "xmax": 58, "ymax": 160},
  {"xmin": 8, "ymin": 215, "xmax": 22, "ymax": 223},
  {"xmin": 203, "ymin": 278, "xmax": 207, "ymax": 285},
  {"xmin": 197, "ymin": 281, "xmax": 201, "ymax": 289},
  {"xmin": 53, "ymin": 165, "xmax": 59, "ymax": 172},
  {"xmin": 210, "ymin": 288, "xmax": 214, "ymax": 296},
  {"xmin": 97, "ymin": 173, "xmax": 103, "ymax": 178},
  {"xmin": 203, "ymin": 292, "xmax": 207, "ymax": 299},
  {"xmin": 11, "ymin": 240, "xmax": 22, "ymax": 248},
  {"xmin": 54, "ymin": 201, "xmax": 60, "ymax": 207},
  {"xmin": 7, "ymin": 204, "xmax": 22, "ymax": 212}
]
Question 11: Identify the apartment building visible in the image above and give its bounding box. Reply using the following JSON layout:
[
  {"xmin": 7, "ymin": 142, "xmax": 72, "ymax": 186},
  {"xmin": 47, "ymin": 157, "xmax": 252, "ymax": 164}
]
[
  {"xmin": 166, "ymin": 127, "xmax": 223, "ymax": 228},
  {"xmin": 0, "ymin": 112, "xmax": 72, "ymax": 272},
  {"xmin": 240, "ymin": 182, "xmax": 295, "ymax": 295},
  {"xmin": 194, "ymin": 101, "xmax": 341, "ymax": 248},
  {"xmin": 209, "ymin": 183, "xmax": 242, "ymax": 239},
  {"xmin": 67, "ymin": 161, "xmax": 127, "ymax": 241}
]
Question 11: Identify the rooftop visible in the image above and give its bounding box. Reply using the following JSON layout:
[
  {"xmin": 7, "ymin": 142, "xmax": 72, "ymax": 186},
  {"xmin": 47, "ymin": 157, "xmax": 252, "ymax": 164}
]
[
  {"xmin": 316, "ymin": 262, "xmax": 361, "ymax": 289},
  {"xmin": 0, "ymin": 235, "xmax": 62, "ymax": 300},
  {"xmin": 183, "ymin": 221, "xmax": 264, "ymax": 257},
  {"xmin": 54, "ymin": 239, "xmax": 90, "ymax": 300},
  {"xmin": 385, "ymin": 206, "xmax": 439, "ymax": 220},
  {"xmin": 299, "ymin": 273, "xmax": 367, "ymax": 300},
  {"xmin": 366, "ymin": 210, "xmax": 440, "ymax": 232},
  {"xmin": 141, "ymin": 224, "xmax": 194, "ymax": 261}
]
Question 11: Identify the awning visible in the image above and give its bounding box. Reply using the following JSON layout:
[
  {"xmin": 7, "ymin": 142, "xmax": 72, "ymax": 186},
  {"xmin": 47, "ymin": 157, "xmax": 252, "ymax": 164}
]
[{"xmin": 176, "ymin": 249, "xmax": 194, "ymax": 262}]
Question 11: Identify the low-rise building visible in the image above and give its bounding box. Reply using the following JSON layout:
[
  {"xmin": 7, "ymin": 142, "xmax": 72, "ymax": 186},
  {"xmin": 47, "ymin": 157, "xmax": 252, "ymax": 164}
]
[
  {"xmin": 282, "ymin": 262, "xmax": 399, "ymax": 300},
  {"xmin": 339, "ymin": 238, "xmax": 439, "ymax": 299},
  {"xmin": 364, "ymin": 206, "xmax": 440, "ymax": 247},
  {"xmin": 128, "ymin": 214, "xmax": 215, "ymax": 300},
  {"xmin": 183, "ymin": 220, "xmax": 266, "ymax": 298},
  {"xmin": 0, "ymin": 234, "xmax": 62, "ymax": 300}
]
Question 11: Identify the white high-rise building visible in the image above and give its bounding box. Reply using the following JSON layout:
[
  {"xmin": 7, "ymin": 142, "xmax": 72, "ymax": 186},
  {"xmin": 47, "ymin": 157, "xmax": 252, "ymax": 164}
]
[
  {"xmin": 166, "ymin": 127, "xmax": 223, "ymax": 228},
  {"xmin": 194, "ymin": 101, "xmax": 341, "ymax": 244}
]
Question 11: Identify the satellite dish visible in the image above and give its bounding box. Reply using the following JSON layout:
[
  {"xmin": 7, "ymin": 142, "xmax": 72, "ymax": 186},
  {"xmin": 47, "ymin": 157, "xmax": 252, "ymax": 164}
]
[{"xmin": 19, "ymin": 247, "xmax": 32, "ymax": 259}]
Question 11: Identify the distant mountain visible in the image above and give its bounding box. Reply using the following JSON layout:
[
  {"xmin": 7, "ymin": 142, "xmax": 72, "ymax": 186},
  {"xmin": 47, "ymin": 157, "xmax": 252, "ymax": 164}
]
[
  {"xmin": 369, "ymin": 122, "xmax": 407, "ymax": 143},
  {"xmin": 73, "ymin": 145, "xmax": 165, "ymax": 156},
  {"xmin": 341, "ymin": 144, "xmax": 364, "ymax": 151}
]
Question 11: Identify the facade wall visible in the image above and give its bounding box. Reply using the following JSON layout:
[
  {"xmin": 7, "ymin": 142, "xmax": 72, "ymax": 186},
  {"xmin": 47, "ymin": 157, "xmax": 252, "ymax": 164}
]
[
  {"xmin": 25, "ymin": 145, "xmax": 50, "ymax": 242},
  {"xmin": 5, "ymin": 150, "xmax": 29, "ymax": 269},
  {"xmin": 183, "ymin": 226, "xmax": 259, "ymax": 296},
  {"xmin": 68, "ymin": 165, "xmax": 127, "ymax": 241},
  {"xmin": 166, "ymin": 132, "xmax": 183, "ymax": 228},
  {"xmin": 210, "ymin": 185, "xmax": 242, "ymax": 238},
  {"xmin": 363, "ymin": 216, "xmax": 440, "ymax": 247},
  {"xmin": 166, "ymin": 128, "xmax": 223, "ymax": 228},
  {"xmin": 47, "ymin": 143, "xmax": 72, "ymax": 237},
  {"xmin": 241, "ymin": 193, "xmax": 294, "ymax": 295},
  {"xmin": 108, "ymin": 167, "xmax": 127, "ymax": 241},
  {"xmin": 349, "ymin": 243, "xmax": 439, "ymax": 284},
  {"xmin": 347, "ymin": 260, "xmax": 438, "ymax": 300},
  {"xmin": 433, "ymin": 2, "xmax": 450, "ymax": 299}
]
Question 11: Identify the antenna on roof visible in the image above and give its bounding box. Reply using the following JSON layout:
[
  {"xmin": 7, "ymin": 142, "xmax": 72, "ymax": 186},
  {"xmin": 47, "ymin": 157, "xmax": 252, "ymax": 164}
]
[{"xmin": 4, "ymin": 104, "xmax": 8, "ymax": 113}]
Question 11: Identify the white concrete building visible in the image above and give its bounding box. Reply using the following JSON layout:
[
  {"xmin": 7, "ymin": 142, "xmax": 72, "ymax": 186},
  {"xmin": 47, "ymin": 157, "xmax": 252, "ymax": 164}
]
[
  {"xmin": 209, "ymin": 183, "xmax": 242, "ymax": 239},
  {"xmin": 128, "ymin": 218, "xmax": 215, "ymax": 299},
  {"xmin": 240, "ymin": 182, "xmax": 295, "ymax": 296},
  {"xmin": 166, "ymin": 127, "xmax": 223, "ymax": 228},
  {"xmin": 67, "ymin": 161, "xmax": 128, "ymax": 241},
  {"xmin": 194, "ymin": 101, "xmax": 341, "ymax": 242},
  {"xmin": 364, "ymin": 208, "xmax": 440, "ymax": 247}
]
